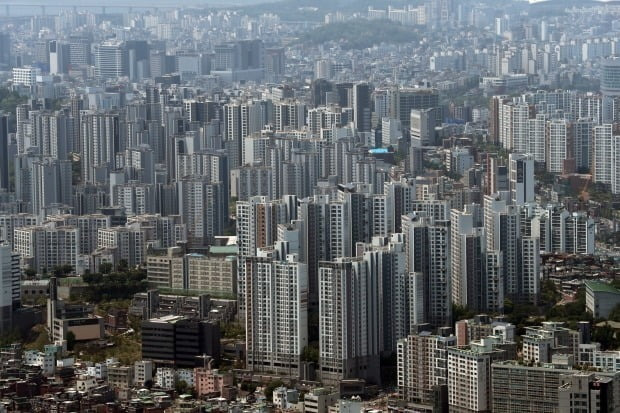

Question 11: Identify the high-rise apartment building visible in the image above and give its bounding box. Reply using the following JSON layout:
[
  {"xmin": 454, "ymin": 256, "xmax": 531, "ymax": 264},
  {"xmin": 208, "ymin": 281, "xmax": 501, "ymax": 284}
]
[
  {"xmin": 402, "ymin": 213, "xmax": 451, "ymax": 328},
  {"xmin": 397, "ymin": 330, "xmax": 456, "ymax": 405},
  {"xmin": 245, "ymin": 245, "xmax": 308, "ymax": 377},
  {"xmin": 0, "ymin": 244, "xmax": 20, "ymax": 333},
  {"xmin": 318, "ymin": 254, "xmax": 382, "ymax": 385}
]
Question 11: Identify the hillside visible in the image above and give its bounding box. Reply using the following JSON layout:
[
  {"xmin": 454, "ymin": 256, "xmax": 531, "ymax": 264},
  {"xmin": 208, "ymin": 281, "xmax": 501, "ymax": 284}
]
[{"xmin": 294, "ymin": 19, "xmax": 420, "ymax": 49}]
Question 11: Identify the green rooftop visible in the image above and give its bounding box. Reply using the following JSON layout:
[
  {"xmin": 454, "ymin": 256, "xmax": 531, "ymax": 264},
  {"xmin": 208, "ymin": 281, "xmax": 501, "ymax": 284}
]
[
  {"xmin": 209, "ymin": 245, "xmax": 238, "ymax": 255},
  {"xmin": 585, "ymin": 280, "xmax": 620, "ymax": 295}
]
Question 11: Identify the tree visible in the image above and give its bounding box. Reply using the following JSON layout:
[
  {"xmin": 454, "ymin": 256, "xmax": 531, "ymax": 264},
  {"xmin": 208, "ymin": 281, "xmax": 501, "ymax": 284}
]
[
  {"xmin": 52, "ymin": 264, "xmax": 73, "ymax": 277},
  {"xmin": 82, "ymin": 272, "xmax": 103, "ymax": 284},
  {"xmin": 263, "ymin": 380, "xmax": 284, "ymax": 401},
  {"xmin": 66, "ymin": 331, "xmax": 76, "ymax": 351},
  {"xmin": 592, "ymin": 325, "xmax": 619, "ymax": 351},
  {"xmin": 175, "ymin": 379, "xmax": 190, "ymax": 395},
  {"xmin": 301, "ymin": 344, "xmax": 319, "ymax": 364},
  {"xmin": 99, "ymin": 262, "xmax": 113, "ymax": 274},
  {"xmin": 118, "ymin": 259, "xmax": 129, "ymax": 272},
  {"xmin": 24, "ymin": 268, "xmax": 37, "ymax": 278}
]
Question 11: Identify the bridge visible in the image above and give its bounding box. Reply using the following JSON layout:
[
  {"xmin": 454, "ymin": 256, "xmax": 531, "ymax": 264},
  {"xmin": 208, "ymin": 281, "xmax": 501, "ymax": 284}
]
[{"xmin": 0, "ymin": 2, "xmax": 191, "ymax": 16}]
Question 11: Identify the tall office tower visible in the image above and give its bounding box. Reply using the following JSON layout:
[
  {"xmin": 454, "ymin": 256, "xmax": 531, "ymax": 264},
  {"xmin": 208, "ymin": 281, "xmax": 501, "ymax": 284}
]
[
  {"xmin": 264, "ymin": 47, "xmax": 285, "ymax": 80},
  {"xmin": 574, "ymin": 118, "xmax": 594, "ymax": 171},
  {"xmin": 14, "ymin": 225, "xmax": 79, "ymax": 274},
  {"xmin": 318, "ymin": 254, "xmax": 382, "ymax": 386},
  {"xmin": 397, "ymin": 331, "xmax": 456, "ymax": 405},
  {"xmin": 0, "ymin": 114, "xmax": 9, "ymax": 191},
  {"xmin": 33, "ymin": 40, "xmax": 49, "ymax": 69},
  {"xmin": 31, "ymin": 158, "xmax": 72, "ymax": 219},
  {"xmin": 310, "ymin": 79, "xmax": 333, "ymax": 107},
  {"xmin": 126, "ymin": 40, "xmax": 150, "ymax": 81},
  {"xmin": 335, "ymin": 82, "xmax": 353, "ymax": 108},
  {"xmin": 450, "ymin": 207, "xmax": 487, "ymax": 312},
  {"xmin": 0, "ymin": 245, "xmax": 20, "ymax": 333},
  {"xmin": 509, "ymin": 153, "xmax": 535, "ymax": 205},
  {"xmin": 600, "ymin": 58, "xmax": 620, "ymax": 123},
  {"xmin": 353, "ymin": 83, "xmax": 371, "ymax": 132},
  {"xmin": 546, "ymin": 118, "xmax": 572, "ymax": 174},
  {"xmin": 488, "ymin": 95, "xmax": 509, "ymax": 144},
  {"xmin": 49, "ymin": 40, "xmax": 70, "ymax": 75},
  {"xmin": 81, "ymin": 111, "xmax": 121, "ymax": 184},
  {"xmin": 68, "ymin": 36, "xmax": 92, "ymax": 66},
  {"xmin": 97, "ymin": 227, "xmax": 146, "ymax": 269},
  {"xmin": 527, "ymin": 113, "xmax": 547, "ymax": 164},
  {"xmin": 389, "ymin": 87, "xmax": 440, "ymax": 130},
  {"xmin": 94, "ymin": 41, "xmax": 127, "ymax": 79},
  {"xmin": 236, "ymin": 196, "xmax": 292, "ymax": 318},
  {"xmin": 484, "ymin": 195, "xmax": 521, "ymax": 300},
  {"xmin": 32, "ymin": 112, "xmax": 75, "ymax": 160},
  {"xmin": 593, "ymin": 124, "xmax": 613, "ymax": 185},
  {"xmin": 402, "ymin": 213, "xmax": 451, "ymax": 327},
  {"xmin": 177, "ymin": 176, "xmax": 225, "ymax": 247},
  {"xmin": 245, "ymin": 245, "xmax": 308, "ymax": 377},
  {"xmin": 613, "ymin": 136, "xmax": 620, "ymax": 194},
  {"xmin": 410, "ymin": 108, "xmax": 437, "ymax": 146},
  {"xmin": 0, "ymin": 33, "xmax": 11, "ymax": 69}
]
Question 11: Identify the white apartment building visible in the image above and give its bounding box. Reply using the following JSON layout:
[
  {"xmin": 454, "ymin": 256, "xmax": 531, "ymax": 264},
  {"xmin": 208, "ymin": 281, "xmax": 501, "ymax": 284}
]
[
  {"xmin": 12, "ymin": 66, "xmax": 41, "ymax": 86},
  {"xmin": 245, "ymin": 247, "xmax": 308, "ymax": 376},
  {"xmin": 13, "ymin": 225, "xmax": 79, "ymax": 273},
  {"xmin": 546, "ymin": 118, "xmax": 570, "ymax": 173},
  {"xmin": 593, "ymin": 124, "xmax": 613, "ymax": 184}
]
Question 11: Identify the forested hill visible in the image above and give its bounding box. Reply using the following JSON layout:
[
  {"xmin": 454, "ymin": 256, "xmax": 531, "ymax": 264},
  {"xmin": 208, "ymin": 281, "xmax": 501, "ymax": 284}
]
[{"xmin": 295, "ymin": 19, "xmax": 420, "ymax": 50}]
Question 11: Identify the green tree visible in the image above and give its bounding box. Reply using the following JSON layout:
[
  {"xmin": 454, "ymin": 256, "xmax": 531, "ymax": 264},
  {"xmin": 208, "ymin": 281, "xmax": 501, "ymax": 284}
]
[
  {"xmin": 592, "ymin": 325, "xmax": 620, "ymax": 351},
  {"xmin": 82, "ymin": 272, "xmax": 103, "ymax": 284},
  {"xmin": 175, "ymin": 379, "xmax": 190, "ymax": 395},
  {"xmin": 24, "ymin": 268, "xmax": 37, "ymax": 278},
  {"xmin": 264, "ymin": 380, "xmax": 284, "ymax": 401},
  {"xmin": 609, "ymin": 304, "xmax": 620, "ymax": 323},
  {"xmin": 52, "ymin": 264, "xmax": 73, "ymax": 277},
  {"xmin": 66, "ymin": 331, "xmax": 76, "ymax": 351},
  {"xmin": 99, "ymin": 262, "xmax": 113, "ymax": 274},
  {"xmin": 301, "ymin": 344, "xmax": 319, "ymax": 363}
]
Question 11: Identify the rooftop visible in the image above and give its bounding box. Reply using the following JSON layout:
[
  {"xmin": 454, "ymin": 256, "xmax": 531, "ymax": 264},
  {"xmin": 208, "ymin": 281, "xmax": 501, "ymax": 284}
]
[{"xmin": 585, "ymin": 280, "xmax": 620, "ymax": 295}]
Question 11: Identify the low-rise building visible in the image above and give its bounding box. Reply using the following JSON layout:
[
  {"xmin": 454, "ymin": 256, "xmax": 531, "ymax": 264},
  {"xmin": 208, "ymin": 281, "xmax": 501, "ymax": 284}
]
[
  {"xmin": 194, "ymin": 366, "xmax": 233, "ymax": 398},
  {"xmin": 585, "ymin": 281, "xmax": 620, "ymax": 319},
  {"xmin": 134, "ymin": 360, "xmax": 154, "ymax": 387},
  {"xmin": 108, "ymin": 365, "xmax": 134, "ymax": 389},
  {"xmin": 304, "ymin": 388, "xmax": 339, "ymax": 413}
]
